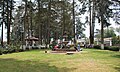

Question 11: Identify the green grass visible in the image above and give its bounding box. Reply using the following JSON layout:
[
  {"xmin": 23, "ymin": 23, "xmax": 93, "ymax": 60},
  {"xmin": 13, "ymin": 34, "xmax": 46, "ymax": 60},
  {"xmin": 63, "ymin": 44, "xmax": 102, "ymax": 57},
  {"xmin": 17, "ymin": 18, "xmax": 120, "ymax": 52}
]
[{"xmin": 0, "ymin": 49, "xmax": 119, "ymax": 72}]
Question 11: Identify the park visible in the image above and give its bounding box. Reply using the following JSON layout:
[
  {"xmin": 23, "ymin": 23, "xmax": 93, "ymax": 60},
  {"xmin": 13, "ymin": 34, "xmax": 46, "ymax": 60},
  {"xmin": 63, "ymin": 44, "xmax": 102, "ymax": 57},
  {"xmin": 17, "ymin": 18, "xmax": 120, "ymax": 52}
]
[{"xmin": 0, "ymin": 0, "xmax": 120, "ymax": 72}]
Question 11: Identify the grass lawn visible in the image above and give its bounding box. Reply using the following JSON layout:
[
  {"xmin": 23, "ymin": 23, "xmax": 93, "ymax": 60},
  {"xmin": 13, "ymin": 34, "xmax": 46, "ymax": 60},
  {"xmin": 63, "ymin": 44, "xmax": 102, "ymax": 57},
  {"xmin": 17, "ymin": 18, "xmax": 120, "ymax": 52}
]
[{"xmin": 0, "ymin": 49, "xmax": 119, "ymax": 72}]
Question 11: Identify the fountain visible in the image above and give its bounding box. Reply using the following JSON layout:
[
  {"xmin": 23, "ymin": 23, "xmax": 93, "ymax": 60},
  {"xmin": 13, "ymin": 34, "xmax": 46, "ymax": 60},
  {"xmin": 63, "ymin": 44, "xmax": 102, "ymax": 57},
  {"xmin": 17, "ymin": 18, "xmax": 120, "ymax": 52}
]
[{"xmin": 51, "ymin": 31, "xmax": 76, "ymax": 53}]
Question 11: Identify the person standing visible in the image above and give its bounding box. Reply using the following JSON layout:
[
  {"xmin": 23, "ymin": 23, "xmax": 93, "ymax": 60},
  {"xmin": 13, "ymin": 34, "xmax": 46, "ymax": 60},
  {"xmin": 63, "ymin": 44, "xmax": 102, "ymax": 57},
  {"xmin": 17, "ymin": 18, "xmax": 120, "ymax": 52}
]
[{"xmin": 77, "ymin": 43, "xmax": 81, "ymax": 52}]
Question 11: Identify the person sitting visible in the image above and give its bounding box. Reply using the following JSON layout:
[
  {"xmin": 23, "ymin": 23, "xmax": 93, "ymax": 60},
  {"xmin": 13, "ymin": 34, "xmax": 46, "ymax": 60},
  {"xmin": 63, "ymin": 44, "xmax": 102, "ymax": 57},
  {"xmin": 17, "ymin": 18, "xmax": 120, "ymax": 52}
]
[{"xmin": 53, "ymin": 44, "xmax": 59, "ymax": 50}]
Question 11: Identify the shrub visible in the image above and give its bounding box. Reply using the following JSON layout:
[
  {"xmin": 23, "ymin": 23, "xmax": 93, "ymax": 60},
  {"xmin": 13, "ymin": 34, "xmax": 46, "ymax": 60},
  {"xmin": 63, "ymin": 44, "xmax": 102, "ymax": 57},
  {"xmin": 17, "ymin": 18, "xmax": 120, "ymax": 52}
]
[
  {"xmin": 104, "ymin": 46, "xmax": 109, "ymax": 50},
  {"xmin": 104, "ymin": 46, "xmax": 119, "ymax": 51},
  {"xmin": 108, "ymin": 46, "xmax": 120, "ymax": 51},
  {"xmin": 0, "ymin": 48, "xmax": 3, "ymax": 55},
  {"xmin": 18, "ymin": 49, "xmax": 24, "ymax": 52},
  {"xmin": 2, "ymin": 49, "xmax": 9, "ymax": 54},
  {"xmin": 10, "ymin": 45, "xmax": 20, "ymax": 52},
  {"xmin": 94, "ymin": 45, "xmax": 119, "ymax": 51},
  {"xmin": 32, "ymin": 46, "xmax": 39, "ymax": 49},
  {"xmin": 94, "ymin": 45, "xmax": 101, "ymax": 49},
  {"xmin": 8, "ymin": 48, "xmax": 16, "ymax": 53}
]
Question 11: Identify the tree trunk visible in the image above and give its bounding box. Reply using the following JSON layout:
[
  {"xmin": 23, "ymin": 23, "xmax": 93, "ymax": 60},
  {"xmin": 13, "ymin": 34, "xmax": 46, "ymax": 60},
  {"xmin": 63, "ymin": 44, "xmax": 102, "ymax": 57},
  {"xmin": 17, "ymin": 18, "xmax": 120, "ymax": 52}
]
[
  {"xmin": 91, "ymin": 0, "xmax": 96, "ymax": 46},
  {"xmin": 47, "ymin": 0, "xmax": 51, "ymax": 45},
  {"xmin": 30, "ymin": 0, "xmax": 33, "ymax": 37},
  {"xmin": 101, "ymin": 15, "xmax": 104, "ymax": 49},
  {"xmin": 7, "ymin": 0, "xmax": 10, "ymax": 45},
  {"xmin": 89, "ymin": 0, "xmax": 92, "ymax": 45},
  {"xmin": 45, "ymin": 23, "xmax": 47, "ymax": 48},
  {"xmin": 10, "ymin": 0, "xmax": 13, "ymax": 44},
  {"xmin": 73, "ymin": 0, "xmax": 76, "ymax": 44},
  {"xmin": 37, "ymin": 0, "xmax": 42, "ymax": 45},
  {"xmin": 63, "ymin": 0, "xmax": 65, "ymax": 33},
  {"xmin": 24, "ymin": 0, "xmax": 28, "ymax": 45},
  {"xmin": 40, "ymin": 24, "xmax": 43, "ymax": 45},
  {"xmin": 1, "ymin": 0, "xmax": 4, "ymax": 47},
  {"xmin": 37, "ymin": 0, "xmax": 40, "ymax": 44},
  {"xmin": 100, "ymin": 0, "xmax": 104, "ymax": 50}
]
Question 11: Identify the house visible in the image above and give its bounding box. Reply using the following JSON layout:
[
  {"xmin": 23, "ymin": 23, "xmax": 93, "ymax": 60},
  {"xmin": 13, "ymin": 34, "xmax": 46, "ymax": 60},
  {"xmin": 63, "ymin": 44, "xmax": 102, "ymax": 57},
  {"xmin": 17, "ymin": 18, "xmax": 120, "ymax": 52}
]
[{"xmin": 94, "ymin": 38, "xmax": 112, "ymax": 46}]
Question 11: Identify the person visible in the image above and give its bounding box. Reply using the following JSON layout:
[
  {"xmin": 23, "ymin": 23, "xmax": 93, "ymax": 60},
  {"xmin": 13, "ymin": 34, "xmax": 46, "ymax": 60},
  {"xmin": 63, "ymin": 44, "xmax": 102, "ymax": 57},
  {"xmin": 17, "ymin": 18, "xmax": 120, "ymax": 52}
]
[
  {"xmin": 53, "ymin": 44, "xmax": 59, "ymax": 50},
  {"xmin": 77, "ymin": 43, "xmax": 81, "ymax": 52},
  {"xmin": 74, "ymin": 45, "xmax": 77, "ymax": 51}
]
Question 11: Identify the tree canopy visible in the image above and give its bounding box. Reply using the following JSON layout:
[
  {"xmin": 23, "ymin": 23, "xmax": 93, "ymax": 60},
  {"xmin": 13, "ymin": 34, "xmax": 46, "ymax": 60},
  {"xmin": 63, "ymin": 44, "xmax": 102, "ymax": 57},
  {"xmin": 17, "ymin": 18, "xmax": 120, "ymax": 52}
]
[{"xmin": 0, "ymin": 0, "xmax": 120, "ymax": 48}]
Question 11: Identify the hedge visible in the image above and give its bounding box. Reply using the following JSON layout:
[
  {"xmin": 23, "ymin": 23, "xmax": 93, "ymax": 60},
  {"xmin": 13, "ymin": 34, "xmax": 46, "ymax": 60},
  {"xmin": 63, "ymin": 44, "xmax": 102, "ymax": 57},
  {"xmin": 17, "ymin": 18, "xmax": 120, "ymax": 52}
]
[
  {"xmin": 94, "ymin": 45, "xmax": 120, "ymax": 51},
  {"xmin": 94, "ymin": 45, "xmax": 101, "ymax": 49},
  {"xmin": 108, "ymin": 46, "xmax": 120, "ymax": 51},
  {"xmin": 0, "ymin": 48, "xmax": 2, "ymax": 55}
]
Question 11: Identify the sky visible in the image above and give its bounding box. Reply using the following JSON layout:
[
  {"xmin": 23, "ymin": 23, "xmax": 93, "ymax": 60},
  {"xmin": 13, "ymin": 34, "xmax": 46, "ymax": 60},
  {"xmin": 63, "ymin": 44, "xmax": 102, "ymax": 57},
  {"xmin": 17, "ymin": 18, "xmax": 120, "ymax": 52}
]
[
  {"xmin": 84, "ymin": 18, "xmax": 120, "ymax": 38},
  {"xmin": 0, "ymin": 25, "xmax": 7, "ymax": 41},
  {"xmin": 1, "ymin": 0, "xmax": 120, "ymax": 41}
]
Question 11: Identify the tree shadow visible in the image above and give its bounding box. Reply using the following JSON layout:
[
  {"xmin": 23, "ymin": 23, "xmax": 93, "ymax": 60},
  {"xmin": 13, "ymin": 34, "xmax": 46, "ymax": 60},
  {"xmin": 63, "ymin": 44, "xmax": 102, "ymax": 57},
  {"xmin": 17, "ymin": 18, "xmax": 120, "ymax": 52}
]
[
  {"xmin": 111, "ymin": 55, "xmax": 120, "ymax": 58},
  {"xmin": 0, "ymin": 58, "xmax": 76, "ymax": 72},
  {"xmin": 114, "ymin": 66, "xmax": 120, "ymax": 72},
  {"xmin": 111, "ymin": 55, "xmax": 120, "ymax": 72}
]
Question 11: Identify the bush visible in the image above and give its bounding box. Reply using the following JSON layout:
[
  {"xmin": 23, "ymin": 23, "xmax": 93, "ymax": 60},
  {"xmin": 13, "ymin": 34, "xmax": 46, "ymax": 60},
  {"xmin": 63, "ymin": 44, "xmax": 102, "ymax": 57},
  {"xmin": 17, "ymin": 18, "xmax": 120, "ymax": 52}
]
[
  {"xmin": 0, "ymin": 48, "xmax": 3, "ymax": 55},
  {"xmin": 2, "ymin": 49, "xmax": 9, "ymax": 54},
  {"xmin": 0, "ymin": 44, "xmax": 26, "ymax": 55},
  {"xmin": 94, "ymin": 45, "xmax": 119, "ymax": 51},
  {"xmin": 108, "ymin": 46, "xmax": 120, "ymax": 51},
  {"xmin": 18, "ymin": 49, "xmax": 24, "ymax": 52},
  {"xmin": 104, "ymin": 46, "xmax": 119, "ymax": 51},
  {"xmin": 10, "ymin": 45, "xmax": 20, "ymax": 52},
  {"xmin": 32, "ymin": 46, "xmax": 39, "ymax": 49},
  {"xmin": 8, "ymin": 48, "xmax": 16, "ymax": 53},
  {"xmin": 104, "ymin": 46, "xmax": 109, "ymax": 50},
  {"xmin": 94, "ymin": 45, "xmax": 101, "ymax": 49}
]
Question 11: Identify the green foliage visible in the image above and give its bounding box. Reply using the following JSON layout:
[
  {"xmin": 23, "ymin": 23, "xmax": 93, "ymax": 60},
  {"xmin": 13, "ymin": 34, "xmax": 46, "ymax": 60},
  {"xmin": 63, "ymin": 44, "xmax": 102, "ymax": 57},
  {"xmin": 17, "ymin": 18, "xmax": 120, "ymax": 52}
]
[
  {"xmin": 112, "ymin": 36, "xmax": 120, "ymax": 45},
  {"xmin": 0, "ymin": 0, "xmax": 15, "ymax": 26},
  {"xmin": 104, "ymin": 46, "xmax": 120, "ymax": 51},
  {"xmin": 112, "ymin": 0, "xmax": 120, "ymax": 25},
  {"xmin": 94, "ymin": 45, "xmax": 120, "ymax": 51},
  {"xmin": 76, "ymin": 17, "xmax": 86, "ymax": 37},
  {"xmin": 104, "ymin": 46, "xmax": 109, "ymax": 50},
  {"xmin": 94, "ymin": 45, "xmax": 101, "ymax": 49},
  {"xmin": 0, "ymin": 48, "xmax": 3, "ymax": 55},
  {"xmin": 0, "ymin": 44, "xmax": 24, "ymax": 55},
  {"xmin": 95, "ymin": 27, "xmax": 116, "ymax": 38},
  {"xmin": 104, "ymin": 27, "xmax": 116, "ymax": 38},
  {"xmin": 116, "ymin": 27, "xmax": 120, "ymax": 35},
  {"xmin": 32, "ymin": 0, "xmax": 74, "ymax": 41},
  {"xmin": 108, "ymin": 46, "xmax": 120, "ymax": 51}
]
